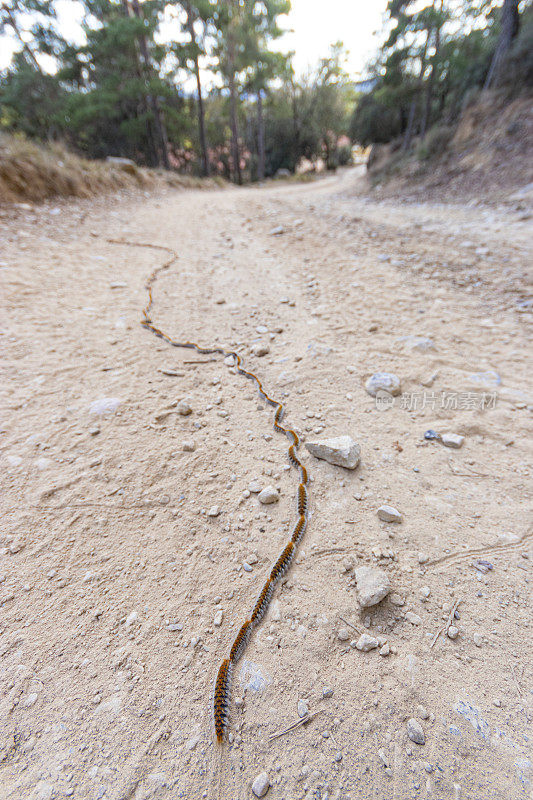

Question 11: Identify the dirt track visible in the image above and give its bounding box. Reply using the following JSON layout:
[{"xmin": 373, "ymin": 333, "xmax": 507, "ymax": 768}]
[{"xmin": 1, "ymin": 169, "xmax": 532, "ymax": 800}]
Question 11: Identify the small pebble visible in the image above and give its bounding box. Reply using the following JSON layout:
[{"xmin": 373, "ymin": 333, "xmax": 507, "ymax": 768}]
[
  {"xmin": 182, "ymin": 440, "xmax": 196, "ymax": 452},
  {"xmin": 354, "ymin": 566, "xmax": 391, "ymax": 607},
  {"xmin": 377, "ymin": 505, "xmax": 402, "ymax": 523},
  {"xmin": 337, "ymin": 628, "xmax": 350, "ymax": 642},
  {"xmin": 297, "ymin": 699, "xmax": 309, "ymax": 718},
  {"xmin": 365, "ymin": 372, "xmax": 401, "ymax": 397},
  {"xmin": 447, "ymin": 625, "xmax": 459, "ymax": 640},
  {"xmin": 207, "ymin": 506, "xmax": 221, "ymax": 517},
  {"xmin": 322, "ymin": 686, "xmax": 333, "ymax": 698},
  {"xmin": 473, "ymin": 633, "xmax": 483, "ymax": 647},
  {"xmin": 407, "ymin": 718, "xmax": 425, "ymax": 745},
  {"xmin": 258, "ymin": 486, "xmax": 279, "ymax": 505},
  {"xmin": 252, "ymin": 343, "xmax": 270, "ymax": 357},
  {"xmin": 355, "ymin": 633, "xmax": 379, "ymax": 652},
  {"xmin": 418, "ymin": 552, "xmax": 429, "ymax": 564},
  {"xmin": 251, "ymin": 771, "xmax": 270, "ymax": 797},
  {"xmin": 379, "ymin": 643, "xmax": 390, "ymax": 657},
  {"xmin": 213, "ymin": 610, "xmax": 223, "ymax": 627},
  {"xmin": 441, "ymin": 433, "xmax": 464, "ymax": 449},
  {"xmin": 177, "ymin": 400, "xmax": 192, "ymax": 416}
]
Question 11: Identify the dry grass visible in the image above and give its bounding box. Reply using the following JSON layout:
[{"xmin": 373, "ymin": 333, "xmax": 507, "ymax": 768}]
[{"xmin": 0, "ymin": 134, "xmax": 222, "ymax": 204}]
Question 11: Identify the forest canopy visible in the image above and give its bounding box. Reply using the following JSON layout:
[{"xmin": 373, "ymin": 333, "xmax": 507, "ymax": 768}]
[{"xmin": 1, "ymin": 1, "xmax": 531, "ymax": 182}]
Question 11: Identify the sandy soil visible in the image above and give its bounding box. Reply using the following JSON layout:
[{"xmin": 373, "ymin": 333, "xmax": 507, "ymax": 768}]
[{"xmin": 1, "ymin": 168, "xmax": 532, "ymax": 800}]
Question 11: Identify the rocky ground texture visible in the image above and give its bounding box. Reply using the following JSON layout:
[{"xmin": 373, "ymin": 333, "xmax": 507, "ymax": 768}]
[{"xmin": 1, "ymin": 168, "xmax": 532, "ymax": 799}]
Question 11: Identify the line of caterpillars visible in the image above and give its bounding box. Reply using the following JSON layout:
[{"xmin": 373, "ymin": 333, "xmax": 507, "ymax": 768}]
[{"xmin": 127, "ymin": 241, "xmax": 310, "ymax": 744}]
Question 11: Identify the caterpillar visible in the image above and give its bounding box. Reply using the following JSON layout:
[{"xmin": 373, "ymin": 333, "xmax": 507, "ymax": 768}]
[
  {"xmin": 213, "ymin": 659, "xmax": 232, "ymax": 743},
  {"xmin": 297, "ymin": 483, "xmax": 308, "ymax": 516},
  {"xmin": 107, "ymin": 237, "xmax": 311, "ymax": 745},
  {"xmin": 229, "ymin": 620, "xmax": 252, "ymax": 664},
  {"xmin": 250, "ymin": 579, "xmax": 275, "ymax": 627}
]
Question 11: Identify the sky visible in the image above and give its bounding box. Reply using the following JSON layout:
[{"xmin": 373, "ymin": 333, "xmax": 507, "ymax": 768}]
[{"xmin": 0, "ymin": 0, "xmax": 389, "ymax": 77}]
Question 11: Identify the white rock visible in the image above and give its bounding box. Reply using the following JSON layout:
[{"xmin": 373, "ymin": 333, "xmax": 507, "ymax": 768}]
[
  {"xmin": 417, "ymin": 552, "xmax": 429, "ymax": 564},
  {"xmin": 252, "ymin": 771, "xmax": 270, "ymax": 797},
  {"xmin": 441, "ymin": 433, "xmax": 464, "ymax": 449},
  {"xmin": 337, "ymin": 628, "xmax": 350, "ymax": 642},
  {"xmin": 252, "ymin": 343, "xmax": 270, "ymax": 357},
  {"xmin": 365, "ymin": 373, "xmax": 401, "ymax": 397},
  {"xmin": 23, "ymin": 692, "xmax": 38, "ymax": 708},
  {"xmin": 258, "ymin": 486, "xmax": 279, "ymax": 505},
  {"xmin": 473, "ymin": 633, "xmax": 483, "ymax": 647},
  {"xmin": 354, "ymin": 566, "xmax": 391, "ymax": 608},
  {"xmin": 447, "ymin": 625, "xmax": 459, "ymax": 640},
  {"xmin": 297, "ymin": 699, "xmax": 309, "ymax": 718},
  {"xmin": 305, "ymin": 436, "xmax": 361, "ymax": 469},
  {"xmin": 177, "ymin": 400, "xmax": 192, "ymax": 416},
  {"xmin": 269, "ymin": 225, "xmax": 284, "ymax": 235},
  {"xmin": 379, "ymin": 643, "xmax": 390, "ymax": 657},
  {"xmin": 355, "ymin": 633, "xmax": 379, "ymax": 652},
  {"xmin": 182, "ymin": 440, "xmax": 195, "ymax": 452},
  {"xmin": 248, "ymin": 479, "xmax": 263, "ymax": 493},
  {"xmin": 407, "ymin": 718, "xmax": 425, "ymax": 745},
  {"xmin": 207, "ymin": 506, "xmax": 221, "ymax": 517},
  {"xmin": 397, "ymin": 336, "xmax": 436, "ymax": 353},
  {"xmin": 213, "ymin": 610, "xmax": 223, "ymax": 627},
  {"xmin": 377, "ymin": 505, "xmax": 402, "ymax": 523},
  {"xmin": 405, "ymin": 612, "xmax": 423, "ymax": 625},
  {"xmin": 89, "ymin": 397, "xmax": 121, "ymax": 415}
]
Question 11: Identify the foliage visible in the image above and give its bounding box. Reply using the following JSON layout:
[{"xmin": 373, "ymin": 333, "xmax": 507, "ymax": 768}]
[{"xmin": 350, "ymin": 0, "xmax": 532, "ymax": 150}]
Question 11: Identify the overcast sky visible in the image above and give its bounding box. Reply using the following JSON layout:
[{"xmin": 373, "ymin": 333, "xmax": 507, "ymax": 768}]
[{"xmin": 0, "ymin": 0, "xmax": 389, "ymax": 77}]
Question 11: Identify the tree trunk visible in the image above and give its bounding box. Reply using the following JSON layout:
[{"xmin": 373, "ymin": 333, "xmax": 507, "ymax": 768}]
[
  {"xmin": 130, "ymin": 0, "xmax": 170, "ymax": 169},
  {"xmin": 421, "ymin": 15, "xmax": 442, "ymax": 139},
  {"xmin": 484, "ymin": 0, "xmax": 520, "ymax": 90},
  {"xmin": 186, "ymin": 4, "xmax": 209, "ymax": 177},
  {"xmin": 257, "ymin": 89, "xmax": 265, "ymax": 181},
  {"xmin": 227, "ymin": 33, "xmax": 242, "ymax": 185},
  {"xmin": 5, "ymin": 6, "xmax": 42, "ymax": 72},
  {"xmin": 403, "ymin": 29, "xmax": 430, "ymax": 151}
]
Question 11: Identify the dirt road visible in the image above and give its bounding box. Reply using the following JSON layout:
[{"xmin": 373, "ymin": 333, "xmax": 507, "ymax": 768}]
[{"xmin": 1, "ymin": 169, "xmax": 532, "ymax": 800}]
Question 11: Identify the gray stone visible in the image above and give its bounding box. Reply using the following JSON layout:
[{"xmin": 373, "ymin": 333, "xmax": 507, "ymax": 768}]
[
  {"xmin": 305, "ymin": 435, "xmax": 361, "ymax": 469},
  {"xmin": 355, "ymin": 633, "xmax": 379, "ymax": 652},
  {"xmin": 177, "ymin": 400, "xmax": 192, "ymax": 416},
  {"xmin": 397, "ymin": 336, "xmax": 436, "ymax": 353},
  {"xmin": 377, "ymin": 505, "xmax": 402, "ymax": 523},
  {"xmin": 248, "ymin": 479, "xmax": 263, "ymax": 493},
  {"xmin": 251, "ymin": 771, "xmax": 270, "ymax": 797},
  {"xmin": 379, "ymin": 643, "xmax": 390, "ymax": 657},
  {"xmin": 441, "ymin": 433, "xmax": 464, "ymax": 449},
  {"xmin": 365, "ymin": 372, "xmax": 401, "ymax": 397},
  {"xmin": 269, "ymin": 225, "xmax": 284, "ymax": 236},
  {"xmin": 252, "ymin": 343, "xmax": 270, "ymax": 357},
  {"xmin": 405, "ymin": 612, "xmax": 423, "ymax": 625},
  {"xmin": 407, "ymin": 718, "xmax": 425, "ymax": 745},
  {"xmin": 182, "ymin": 440, "xmax": 195, "ymax": 452},
  {"xmin": 297, "ymin": 699, "xmax": 309, "ymax": 718},
  {"xmin": 89, "ymin": 396, "xmax": 121, "ymax": 416},
  {"xmin": 354, "ymin": 566, "xmax": 391, "ymax": 608},
  {"xmin": 337, "ymin": 627, "xmax": 350, "ymax": 642},
  {"xmin": 258, "ymin": 486, "xmax": 279, "ymax": 505},
  {"xmin": 207, "ymin": 506, "xmax": 221, "ymax": 517}
]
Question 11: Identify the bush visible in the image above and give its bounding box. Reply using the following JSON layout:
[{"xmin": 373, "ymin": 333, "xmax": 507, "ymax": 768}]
[
  {"xmin": 349, "ymin": 93, "xmax": 402, "ymax": 146},
  {"xmin": 417, "ymin": 125, "xmax": 454, "ymax": 160},
  {"xmin": 336, "ymin": 143, "xmax": 353, "ymax": 166}
]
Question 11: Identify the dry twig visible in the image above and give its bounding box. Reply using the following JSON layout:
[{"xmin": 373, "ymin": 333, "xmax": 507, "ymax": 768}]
[
  {"xmin": 269, "ymin": 709, "xmax": 324, "ymax": 742},
  {"xmin": 430, "ymin": 599, "xmax": 461, "ymax": 650}
]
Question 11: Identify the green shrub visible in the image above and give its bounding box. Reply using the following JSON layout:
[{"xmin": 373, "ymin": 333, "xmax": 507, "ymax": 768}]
[{"xmin": 417, "ymin": 125, "xmax": 454, "ymax": 160}]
